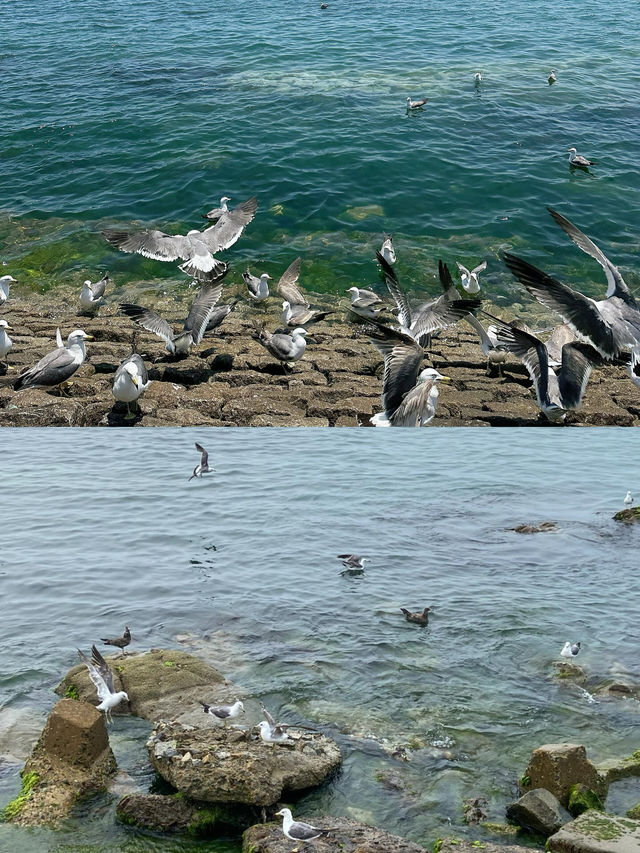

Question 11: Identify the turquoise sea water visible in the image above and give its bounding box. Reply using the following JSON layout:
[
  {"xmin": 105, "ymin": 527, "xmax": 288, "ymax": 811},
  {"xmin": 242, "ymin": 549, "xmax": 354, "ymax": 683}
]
[
  {"xmin": 0, "ymin": 429, "xmax": 639, "ymax": 851},
  {"xmin": 2, "ymin": 0, "xmax": 640, "ymax": 302}
]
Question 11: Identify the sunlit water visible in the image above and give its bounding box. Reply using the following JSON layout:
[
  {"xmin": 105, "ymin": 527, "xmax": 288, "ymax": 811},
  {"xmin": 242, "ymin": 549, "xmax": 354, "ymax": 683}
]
[
  {"xmin": 0, "ymin": 428, "xmax": 639, "ymax": 851},
  {"xmin": 1, "ymin": 0, "xmax": 640, "ymax": 303}
]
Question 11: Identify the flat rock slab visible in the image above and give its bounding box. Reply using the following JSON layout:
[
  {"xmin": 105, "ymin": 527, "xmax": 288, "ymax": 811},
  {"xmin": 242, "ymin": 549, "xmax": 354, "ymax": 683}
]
[
  {"xmin": 437, "ymin": 842, "xmax": 537, "ymax": 853},
  {"xmin": 242, "ymin": 816, "xmax": 427, "ymax": 852},
  {"xmin": 56, "ymin": 648, "xmax": 233, "ymax": 721},
  {"xmin": 148, "ymin": 720, "xmax": 341, "ymax": 806},
  {"xmin": 548, "ymin": 810, "xmax": 640, "ymax": 852}
]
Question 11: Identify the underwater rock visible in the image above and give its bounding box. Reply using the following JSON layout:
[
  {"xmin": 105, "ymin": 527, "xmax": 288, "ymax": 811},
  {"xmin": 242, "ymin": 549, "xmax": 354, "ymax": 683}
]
[
  {"xmin": 521, "ymin": 743, "xmax": 608, "ymax": 807},
  {"xmin": 437, "ymin": 842, "xmax": 536, "ymax": 853},
  {"xmin": 553, "ymin": 661, "xmax": 587, "ymax": 683},
  {"xmin": 242, "ymin": 815, "xmax": 428, "ymax": 851},
  {"xmin": 613, "ymin": 508, "xmax": 640, "ymax": 523},
  {"xmin": 547, "ymin": 810, "xmax": 640, "ymax": 852},
  {"xmin": 506, "ymin": 787, "xmax": 572, "ymax": 837},
  {"xmin": 510, "ymin": 521, "xmax": 557, "ymax": 534},
  {"xmin": 117, "ymin": 793, "xmax": 198, "ymax": 833}
]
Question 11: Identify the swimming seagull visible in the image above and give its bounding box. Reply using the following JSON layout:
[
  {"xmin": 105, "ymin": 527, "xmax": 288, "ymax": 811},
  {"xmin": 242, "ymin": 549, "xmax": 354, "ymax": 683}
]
[
  {"xmin": 407, "ymin": 97, "xmax": 428, "ymax": 109},
  {"xmin": 347, "ymin": 286, "xmax": 385, "ymax": 318},
  {"xmin": 101, "ymin": 625, "xmax": 131, "ymax": 658},
  {"xmin": 380, "ymin": 234, "xmax": 396, "ymax": 265},
  {"xmin": 0, "ymin": 320, "xmax": 13, "ymax": 366},
  {"xmin": 243, "ymin": 269, "xmax": 270, "ymax": 302},
  {"xmin": 567, "ymin": 147, "xmax": 595, "ymax": 169},
  {"xmin": 548, "ymin": 70, "xmax": 557, "ymax": 84},
  {"xmin": 200, "ymin": 699, "xmax": 244, "ymax": 724},
  {"xmin": 14, "ymin": 329, "xmax": 93, "ymax": 393},
  {"xmin": 112, "ymin": 354, "xmax": 151, "ymax": 418},
  {"xmin": 474, "ymin": 71, "xmax": 483, "ymax": 83},
  {"xmin": 337, "ymin": 554, "xmax": 370, "ymax": 569},
  {"xmin": 0, "ymin": 275, "xmax": 16, "ymax": 305},
  {"xmin": 79, "ymin": 272, "xmax": 109, "ymax": 313},
  {"xmin": 189, "ymin": 442, "xmax": 214, "ymax": 481},
  {"xmin": 77, "ymin": 645, "xmax": 129, "ymax": 723},
  {"xmin": 560, "ymin": 641, "xmax": 581, "ymax": 658},
  {"xmin": 275, "ymin": 808, "xmax": 335, "ymax": 852},
  {"xmin": 487, "ymin": 313, "xmax": 598, "ymax": 422},
  {"xmin": 201, "ymin": 196, "xmax": 231, "ymax": 221},
  {"xmin": 254, "ymin": 326, "xmax": 309, "ymax": 371},
  {"xmin": 457, "ymin": 260, "xmax": 487, "ymax": 294},
  {"xmin": 466, "ymin": 314, "xmax": 507, "ymax": 374},
  {"xmin": 119, "ymin": 280, "xmax": 224, "ymax": 356},
  {"xmin": 401, "ymin": 607, "xmax": 431, "ymax": 625},
  {"xmin": 624, "ymin": 490, "xmax": 633, "ymax": 506}
]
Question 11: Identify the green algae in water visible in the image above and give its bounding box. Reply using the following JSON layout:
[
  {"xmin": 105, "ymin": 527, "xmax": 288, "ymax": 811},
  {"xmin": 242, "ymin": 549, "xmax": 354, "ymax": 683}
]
[{"xmin": 1, "ymin": 772, "xmax": 39, "ymax": 822}]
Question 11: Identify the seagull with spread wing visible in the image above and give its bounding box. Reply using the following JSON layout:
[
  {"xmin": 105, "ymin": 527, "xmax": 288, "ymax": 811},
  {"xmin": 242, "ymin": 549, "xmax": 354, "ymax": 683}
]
[
  {"xmin": 257, "ymin": 703, "xmax": 291, "ymax": 744},
  {"xmin": 77, "ymin": 645, "xmax": 129, "ymax": 723},
  {"xmin": 79, "ymin": 273, "xmax": 109, "ymax": 313},
  {"xmin": 189, "ymin": 442, "xmax": 214, "ymax": 481}
]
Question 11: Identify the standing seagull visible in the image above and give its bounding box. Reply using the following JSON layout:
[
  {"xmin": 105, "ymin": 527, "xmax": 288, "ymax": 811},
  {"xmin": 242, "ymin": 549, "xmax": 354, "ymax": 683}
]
[
  {"xmin": 243, "ymin": 269, "xmax": 270, "ymax": 302},
  {"xmin": 0, "ymin": 320, "xmax": 13, "ymax": 367},
  {"xmin": 200, "ymin": 699, "xmax": 244, "ymax": 725},
  {"xmin": 401, "ymin": 607, "xmax": 431, "ymax": 626},
  {"xmin": 14, "ymin": 330, "xmax": 93, "ymax": 393},
  {"xmin": 112, "ymin": 354, "xmax": 151, "ymax": 419},
  {"xmin": 624, "ymin": 490, "xmax": 633, "ymax": 507},
  {"xmin": 275, "ymin": 809, "xmax": 335, "ymax": 852},
  {"xmin": 77, "ymin": 645, "xmax": 129, "ymax": 723},
  {"xmin": 119, "ymin": 280, "xmax": 224, "ymax": 356},
  {"xmin": 380, "ymin": 234, "xmax": 396, "ymax": 265},
  {"xmin": 560, "ymin": 641, "xmax": 581, "ymax": 659},
  {"xmin": 257, "ymin": 705, "xmax": 291, "ymax": 744},
  {"xmin": 457, "ymin": 260, "xmax": 487, "ymax": 294},
  {"xmin": 407, "ymin": 96, "xmax": 428, "ymax": 110},
  {"xmin": 101, "ymin": 625, "xmax": 131, "ymax": 658},
  {"xmin": 0, "ymin": 275, "xmax": 16, "ymax": 306},
  {"xmin": 347, "ymin": 286, "xmax": 385, "ymax": 319},
  {"xmin": 567, "ymin": 147, "xmax": 595, "ymax": 169},
  {"xmin": 189, "ymin": 442, "xmax": 214, "ymax": 482},
  {"xmin": 254, "ymin": 326, "xmax": 309, "ymax": 371},
  {"xmin": 281, "ymin": 300, "xmax": 333, "ymax": 327},
  {"xmin": 466, "ymin": 314, "xmax": 507, "ymax": 374},
  {"xmin": 79, "ymin": 273, "xmax": 109, "ymax": 313}
]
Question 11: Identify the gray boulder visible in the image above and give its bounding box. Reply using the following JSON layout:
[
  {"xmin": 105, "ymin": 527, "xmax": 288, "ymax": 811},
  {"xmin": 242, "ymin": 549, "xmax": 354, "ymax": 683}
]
[
  {"xmin": 548, "ymin": 810, "xmax": 640, "ymax": 852},
  {"xmin": 522, "ymin": 743, "xmax": 608, "ymax": 806},
  {"xmin": 506, "ymin": 787, "xmax": 572, "ymax": 836},
  {"xmin": 242, "ymin": 816, "xmax": 428, "ymax": 852}
]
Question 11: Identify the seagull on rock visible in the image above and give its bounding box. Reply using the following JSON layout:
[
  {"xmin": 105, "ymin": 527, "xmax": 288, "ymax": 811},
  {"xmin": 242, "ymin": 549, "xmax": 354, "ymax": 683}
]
[
  {"xmin": 258, "ymin": 704, "xmax": 290, "ymax": 744},
  {"xmin": 275, "ymin": 808, "xmax": 335, "ymax": 852},
  {"xmin": 347, "ymin": 286, "xmax": 385, "ymax": 318},
  {"xmin": 0, "ymin": 320, "xmax": 13, "ymax": 366},
  {"xmin": 0, "ymin": 275, "xmax": 16, "ymax": 306},
  {"xmin": 560, "ymin": 641, "xmax": 581, "ymax": 659},
  {"xmin": 466, "ymin": 314, "xmax": 507, "ymax": 374},
  {"xmin": 78, "ymin": 645, "xmax": 129, "ymax": 723},
  {"xmin": 101, "ymin": 625, "xmax": 131, "ymax": 658},
  {"xmin": 79, "ymin": 273, "xmax": 109, "ymax": 313},
  {"xmin": 243, "ymin": 269, "xmax": 270, "ymax": 302},
  {"xmin": 112, "ymin": 354, "xmax": 151, "ymax": 418},
  {"xmin": 200, "ymin": 699, "xmax": 244, "ymax": 724},
  {"xmin": 254, "ymin": 326, "xmax": 309, "ymax": 371},
  {"xmin": 380, "ymin": 234, "xmax": 396, "ymax": 265},
  {"xmin": 14, "ymin": 329, "xmax": 93, "ymax": 393},
  {"xmin": 189, "ymin": 442, "xmax": 214, "ymax": 482},
  {"xmin": 624, "ymin": 490, "xmax": 633, "ymax": 506}
]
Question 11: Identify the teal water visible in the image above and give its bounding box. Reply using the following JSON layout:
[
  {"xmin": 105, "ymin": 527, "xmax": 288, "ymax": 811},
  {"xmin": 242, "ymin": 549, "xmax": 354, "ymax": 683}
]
[
  {"xmin": 1, "ymin": 428, "xmax": 639, "ymax": 850},
  {"xmin": 1, "ymin": 0, "xmax": 640, "ymax": 302}
]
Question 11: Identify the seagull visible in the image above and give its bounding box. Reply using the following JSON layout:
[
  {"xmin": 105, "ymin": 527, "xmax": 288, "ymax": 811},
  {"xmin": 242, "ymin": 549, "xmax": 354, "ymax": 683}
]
[
  {"xmin": 337, "ymin": 554, "xmax": 370, "ymax": 569},
  {"xmin": 380, "ymin": 234, "xmax": 396, "ymax": 265},
  {"xmin": 275, "ymin": 257, "xmax": 333, "ymax": 326},
  {"xmin": 347, "ymin": 286, "xmax": 385, "ymax": 318},
  {"xmin": 567, "ymin": 147, "xmax": 595, "ymax": 169},
  {"xmin": 189, "ymin": 442, "xmax": 214, "ymax": 482},
  {"xmin": 0, "ymin": 275, "xmax": 16, "ymax": 305},
  {"xmin": 456, "ymin": 260, "xmax": 487, "ymax": 294},
  {"xmin": 200, "ymin": 699, "xmax": 244, "ymax": 724},
  {"xmin": 548, "ymin": 70, "xmax": 557, "ymax": 84},
  {"xmin": 275, "ymin": 808, "xmax": 335, "ymax": 852},
  {"xmin": 0, "ymin": 320, "xmax": 13, "ymax": 366},
  {"xmin": 100, "ymin": 625, "xmax": 131, "ymax": 658},
  {"xmin": 401, "ymin": 607, "xmax": 431, "ymax": 626},
  {"xmin": 487, "ymin": 312, "xmax": 598, "ymax": 422},
  {"xmin": 628, "ymin": 348, "xmax": 640, "ymax": 389},
  {"xmin": 204, "ymin": 300, "xmax": 238, "ymax": 336},
  {"xmin": 112, "ymin": 354, "xmax": 151, "ymax": 418},
  {"xmin": 119, "ymin": 280, "xmax": 224, "ymax": 356},
  {"xmin": 77, "ymin": 645, "xmax": 129, "ymax": 723},
  {"xmin": 254, "ymin": 326, "xmax": 309, "ymax": 371},
  {"xmin": 257, "ymin": 706, "xmax": 290, "ymax": 744},
  {"xmin": 14, "ymin": 329, "xmax": 93, "ymax": 393},
  {"xmin": 376, "ymin": 253, "xmax": 481, "ymax": 346},
  {"xmin": 79, "ymin": 273, "xmax": 109, "ymax": 313},
  {"xmin": 466, "ymin": 314, "xmax": 507, "ymax": 374},
  {"xmin": 243, "ymin": 269, "xmax": 270, "ymax": 302},
  {"xmin": 503, "ymin": 211, "xmax": 640, "ymax": 362},
  {"xmin": 624, "ymin": 490, "xmax": 633, "ymax": 506},
  {"xmin": 560, "ymin": 641, "xmax": 581, "ymax": 659},
  {"xmin": 103, "ymin": 198, "xmax": 257, "ymax": 282},
  {"xmin": 201, "ymin": 196, "xmax": 231, "ymax": 221},
  {"xmin": 474, "ymin": 71, "xmax": 483, "ymax": 83},
  {"xmin": 407, "ymin": 96, "xmax": 428, "ymax": 109},
  {"xmin": 281, "ymin": 300, "xmax": 333, "ymax": 327}
]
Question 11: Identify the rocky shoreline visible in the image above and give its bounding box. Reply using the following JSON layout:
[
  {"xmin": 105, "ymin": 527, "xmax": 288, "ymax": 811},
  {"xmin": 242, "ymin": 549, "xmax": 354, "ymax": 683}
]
[{"xmin": 1, "ymin": 286, "xmax": 639, "ymax": 427}]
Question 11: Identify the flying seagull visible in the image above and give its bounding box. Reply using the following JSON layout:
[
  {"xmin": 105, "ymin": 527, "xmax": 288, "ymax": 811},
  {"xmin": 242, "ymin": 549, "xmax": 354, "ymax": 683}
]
[
  {"xmin": 380, "ymin": 234, "xmax": 396, "ymax": 265},
  {"xmin": 0, "ymin": 275, "xmax": 15, "ymax": 306},
  {"xmin": 77, "ymin": 645, "xmax": 129, "ymax": 723},
  {"xmin": 567, "ymin": 147, "xmax": 595, "ymax": 169},
  {"xmin": 560, "ymin": 641, "xmax": 581, "ymax": 659},
  {"xmin": 337, "ymin": 554, "xmax": 369, "ymax": 569},
  {"xmin": 79, "ymin": 273, "xmax": 109, "ymax": 313},
  {"xmin": 200, "ymin": 699, "xmax": 244, "ymax": 724},
  {"xmin": 243, "ymin": 268, "xmax": 270, "ymax": 302},
  {"xmin": 487, "ymin": 312, "xmax": 598, "ymax": 422},
  {"xmin": 101, "ymin": 625, "xmax": 131, "ymax": 658},
  {"xmin": 254, "ymin": 326, "xmax": 309, "ymax": 370},
  {"xmin": 14, "ymin": 329, "xmax": 93, "ymax": 393},
  {"xmin": 189, "ymin": 442, "xmax": 214, "ymax": 481},
  {"xmin": 401, "ymin": 607, "xmax": 431, "ymax": 625},
  {"xmin": 201, "ymin": 196, "xmax": 231, "ymax": 221},
  {"xmin": 275, "ymin": 808, "xmax": 335, "ymax": 851},
  {"xmin": 456, "ymin": 260, "xmax": 487, "ymax": 294},
  {"xmin": 347, "ymin": 286, "xmax": 385, "ymax": 318},
  {"xmin": 112, "ymin": 354, "xmax": 151, "ymax": 419},
  {"xmin": 624, "ymin": 490, "xmax": 633, "ymax": 506},
  {"xmin": 407, "ymin": 97, "xmax": 428, "ymax": 109},
  {"xmin": 0, "ymin": 320, "xmax": 13, "ymax": 366},
  {"xmin": 466, "ymin": 314, "xmax": 507, "ymax": 374},
  {"xmin": 119, "ymin": 280, "xmax": 224, "ymax": 356}
]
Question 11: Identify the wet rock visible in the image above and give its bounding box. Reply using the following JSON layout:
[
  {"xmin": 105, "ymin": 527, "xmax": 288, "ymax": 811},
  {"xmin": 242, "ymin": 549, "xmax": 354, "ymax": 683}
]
[
  {"xmin": 116, "ymin": 793, "xmax": 198, "ymax": 832},
  {"xmin": 462, "ymin": 796, "xmax": 488, "ymax": 824},
  {"xmin": 506, "ymin": 788, "xmax": 572, "ymax": 837},
  {"xmin": 437, "ymin": 842, "xmax": 535, "ymax": 853},
  {"xmin": 510, "ymin": 521, "xmax": 557, "ymax": 534},
  {"xmin": 547, "ymin": 810, "xmax": 640, "ymax": 852},
  {"xmin": 597, "ymin": 750, "xmax": 640, "ymax": 784},
  {"xmin": 4, "ymin": 699, "xmax": 116, "ymax": 827},
  {"xmin": 147, "ymin": 720, "xmax": 342, "ymax": 806},
  {"xmin": 522, "ymin": 743, "xmax": 608, "ymax": 807},
  {"xmin": 568, "ymin": 783, "xmax": 604, "ymax": 817},
  {"xmin": 613, "ymin": 508, "xmax": 640, "ymax": 523},
  {"xmin": 242, "ymin": 815, "xmax": 428, "ymax": 852},
  {"xmin": 628, "ymin": 804, "xmax": 640, "ymax": 820},
  {"xmin": 553, "ymin": 661, "xmax": 587, "ymax": 683},
  {"xmin": 593, "ymin": 681, "xmax": 640, "ymax": 699}
]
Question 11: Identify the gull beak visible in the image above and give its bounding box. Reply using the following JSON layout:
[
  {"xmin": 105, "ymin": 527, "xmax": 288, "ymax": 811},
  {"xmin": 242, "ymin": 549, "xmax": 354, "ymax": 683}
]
[
  {"xmin": 131, "ymin": 375, "xmax": 140, "ymax": 389},
  {"xmin": 440, "ymin": 375, "xmax": 451, "ymax": 381},
  {"xmin": 3, "ymin": 324, "xmax": 12, "ymax": 330},
  {"xmin": 85, "ymin": 334, "xmax": 95, "ymax": 341}
]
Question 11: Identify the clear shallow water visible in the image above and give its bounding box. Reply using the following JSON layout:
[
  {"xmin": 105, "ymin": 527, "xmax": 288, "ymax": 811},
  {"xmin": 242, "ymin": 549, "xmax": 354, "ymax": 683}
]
[
  {"xmin": 1, "ymin": 0, "xmax": 640, "ymax": 301},
  {"xmin": 0, "ymin": 427, "xmax": 639, "ymax": 851}
]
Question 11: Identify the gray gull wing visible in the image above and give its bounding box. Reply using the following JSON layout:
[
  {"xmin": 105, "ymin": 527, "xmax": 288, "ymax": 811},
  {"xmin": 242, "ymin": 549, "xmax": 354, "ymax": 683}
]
[
  {"xmin": 277, "ymin": 257, "xmax": 306, "ymax": 306},
  {"xmin": 183, "ymin": 282, "xmax": 223, "ymax": 345},
  {"xmin": 376, "ymin": 251, "xmax": 411, "ymax": 328},
  {"xmin": 14, "ymin": 346, "xmax": 81, "ymax": 390},
  {"xmin": 119, "ymin": 304, "xmax": 174, "ymax": 348},
  {"xmin": 201, "ymin": 197, "xmax": 258, "ymax": 253},
  {"xmin": 557, "ymin": 342, "xmax": 597, "ymax": 409},
  {"xmin": 103, "ymin": 229, "xmax": 190, "ymax": 263},
  {"xmin": 367, "ymin": 322, "xmax": 424, "ymax": 418}
]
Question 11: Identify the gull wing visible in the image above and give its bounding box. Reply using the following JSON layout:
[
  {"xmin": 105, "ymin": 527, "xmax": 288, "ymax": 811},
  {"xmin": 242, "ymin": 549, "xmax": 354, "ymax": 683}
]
[
  {"xmin": 103, "ymin": 229, "xmax": 189, "ymax": 262},
  {"xmin": 205, "ymin": 302, "xmax": 237, "ymax": 334},
  {"xmin": 548, "ymin": 207, "xmax": 636, "ymax": 307},
  {"xmin": 195, "ymin": 442, "xmax": 209, "ymax": 468},
  {"xmin": 376, "ymin": 251, "xmax": 411, "ymax": 328},
  {"xmin": 489, "ymin": 316, "xmax": 550, "ymax": 408},
  {"xmin": 91, "ymin": 645, "xmax": 116, "ymax": 694},
  {"xmin": 56, "ymin": 328, "xmax": 64, "ymax": 348},
  {"xmin": 14, "ymin": 346, "xmax": 79, "ymax": 390},
  {"xmin": 119, "ymin": 303, "xmax": 174, "ymax": 348},
  {"xmin": 201, "ymin": 197, "xmax": 258, "ymax": 253},
  {"xmin": 391, "ymin": 379, "xmax": 436, "ymax": 427},
  {"xmin": 91, "ymin": 273, "xmax": 109, "ymax": 300},
  {"xmin": 557, "ymin": 342, "xmax": 597, "ymax": 409},
  {"xmin": 456, "ymin": 261, "xmax": 471, "ymax": 278},
  {"xmin": 503, "ymin": 252, "xmax": 618, "ymax": 359},
  {"xmin": 77, "ymin": 647, "xmax": 113, "ymax": 702},
  {"xmin": 471, "ymin": 261, "xmax": 487, "ymax": 276},
  {"xmin": 183, "ymin": 282, "xmax": 223, "ymax": 345},
  {"xmin": 243, "ymin": 269, "xmax": 261, "ymax": 297},
  {"xmin": 410, "ymin": 262, "xmax": 481, "ymax": 341},
  {"xmin": 277, "ymin": 257, "xmax": 306, "ymax": 306},
  {"xmin": 367, "ymin": 322, "xmax": 424, "ymax": 419}
]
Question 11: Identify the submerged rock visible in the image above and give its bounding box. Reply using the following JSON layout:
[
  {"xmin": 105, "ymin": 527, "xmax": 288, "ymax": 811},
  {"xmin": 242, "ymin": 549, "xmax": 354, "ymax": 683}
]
[
  {"xmin": 597, "ymin": 750, "xmax": 640, "ymax": 784},
  {"xmin": 3, "ymin": 699, "xmax": 116, "ymax": 827},
  {"xmin": 436, "ymin": 842, "xmax": 536, "ymax": 853},
  {"xmin": 148, "ymin": 719, "xmax": 342, "ymax": 806},
  {"xmin": 613, "ymin": 507, "xmax": 640, "ymax": 523},
  {"xmin": 117, "ymin": 793, "xmax": 199, "ymax": 833},
  {"xmin": 521, "ymin": 743, "xmax": 608, "ymax": 807},
  {"xmin": 506, "ymin": 787, "xmax": 572, "ymax": 837},
  {"xmin": 553, "ymin": 661, "xmax": 587, "ymax": 683},
  {"xmin": 242, "ymin": 816, "xmax": 428, "ymax": 852},
  {"xmin": 510, "ymin": 521, "xmax": 557, "ymax": 534},
  {"xmin": 547, "ymin": 810, "xmax": 640, "ymax": 852}
]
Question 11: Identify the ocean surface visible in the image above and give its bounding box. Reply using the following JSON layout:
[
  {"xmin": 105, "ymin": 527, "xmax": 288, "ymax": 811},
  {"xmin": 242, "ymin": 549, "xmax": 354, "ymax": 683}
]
[
  {"xmin": 0, "ymin": 428, "xmax": 639, "ymax": 851},
  {"xmin": 1, "ymin": 0, "xmax": 640, "ymax": 305}
]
